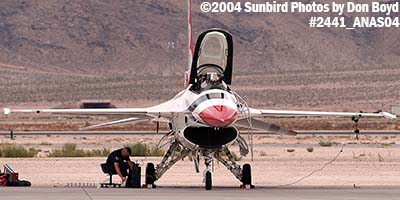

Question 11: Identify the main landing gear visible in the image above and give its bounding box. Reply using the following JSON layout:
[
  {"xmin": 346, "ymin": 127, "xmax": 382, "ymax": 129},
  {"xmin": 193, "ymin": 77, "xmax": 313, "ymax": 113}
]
[
  {"xmin": 144, "ymin": 141, "xmax": 190, "ymax": 188},
  {"xmin": 202, "ymin": 162, "xmax": 254, "ymax": 190},
  {"xmin": 144, "ymin": 163, "xmax": 156, "ymax": 188},
  {"xmin": 144, "ymin": 142, "xmax": 254, "ymax": 190},
  {"xmin": 204, "ymin": 148, "xmax": 254, "ymax": 190},
  {"xmin": 241, "ymin": 164, "xmax": 254, "ymax": 189}
]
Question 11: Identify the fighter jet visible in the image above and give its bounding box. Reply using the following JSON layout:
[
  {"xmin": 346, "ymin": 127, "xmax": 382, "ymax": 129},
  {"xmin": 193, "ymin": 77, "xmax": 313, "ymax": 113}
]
[{"xmin": 3, "ymin": 0, "xmax": 396, "ymax": 190}]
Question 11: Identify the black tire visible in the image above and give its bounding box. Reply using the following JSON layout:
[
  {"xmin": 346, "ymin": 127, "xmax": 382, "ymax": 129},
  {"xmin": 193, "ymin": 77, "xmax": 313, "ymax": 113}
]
[
  {"xmin": 241, "ymin": 164, "xmax": 252, "ymax": 185},
  {"xmin": 127, "ymin": 164, "xmax": 141, "ymax": 188},
  {"xmin": 145, "ymin": 163, "xmax": 155, "ymax": 185},
  {"xmin": 205, "ymin": 171, "xmax": 212, "ymax": 190}
]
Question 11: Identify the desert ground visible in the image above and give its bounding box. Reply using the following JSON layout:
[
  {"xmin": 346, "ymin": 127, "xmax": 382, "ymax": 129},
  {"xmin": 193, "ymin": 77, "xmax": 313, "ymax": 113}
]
[
  {"xmin": 0, "ymin": 1, "xmax": 399, "ymax": 196},
  {"xmin": 2, "ymin": 133, "xmax": 400, "ymax": 187}
]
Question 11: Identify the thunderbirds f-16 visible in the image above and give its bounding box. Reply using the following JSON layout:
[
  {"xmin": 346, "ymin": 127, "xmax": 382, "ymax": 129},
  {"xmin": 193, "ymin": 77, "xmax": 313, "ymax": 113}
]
[{"xmin": 3, "ymin": 0, "xmax": 396, "ymax": 190}]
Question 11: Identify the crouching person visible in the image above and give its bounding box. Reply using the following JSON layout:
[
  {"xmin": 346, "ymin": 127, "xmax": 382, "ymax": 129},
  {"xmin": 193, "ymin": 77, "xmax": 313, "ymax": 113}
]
[{"xmin": 105, "ymin": 147, "xmax": 137, "ymax": 186}]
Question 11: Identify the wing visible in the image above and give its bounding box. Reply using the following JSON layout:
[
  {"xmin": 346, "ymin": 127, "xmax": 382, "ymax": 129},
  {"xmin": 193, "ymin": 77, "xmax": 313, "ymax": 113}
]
[
  {"xmin": 248, "ymin": 108, "xmax": 397, "ymax": 119},
  {"xmin": 3, "ymin": 100, "xmax": 189, "ymax": 118},
  {"xmin": 3, "ymin": 101, "xmax": 187, "ymax": 130},
  {"xmin": 2, "ymin": 88, "xmax": 194, "ymax": 131},
  {"xmin": 3, "ymin": 90, "xmax": 190, "ymax": 117},
  {"xmin": 3, "ymin": 107, "xmax": 148, "ymax": 115}
]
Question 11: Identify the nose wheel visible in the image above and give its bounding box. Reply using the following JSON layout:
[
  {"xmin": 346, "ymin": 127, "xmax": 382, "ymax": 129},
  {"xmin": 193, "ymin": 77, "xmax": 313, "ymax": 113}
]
[
  {"xmin": 204, "ymin": 154, "xmax": 213, "ymax": 190},
  {"xmin": 205, "ymin": 171, "xmax": 212, "ymax": 190}
]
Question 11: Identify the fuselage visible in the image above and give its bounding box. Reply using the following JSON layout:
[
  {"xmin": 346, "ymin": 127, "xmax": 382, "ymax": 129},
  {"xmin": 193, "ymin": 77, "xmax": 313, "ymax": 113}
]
[
  {"xmin": 157, "ymin": 29, "xmax": 240, "ymax": 151},
  {"xmin": 164, "ymin": 85, "xmax": 242, "ymax": 151},
  {"xmin": 190, "ymin": 89, "xmax": 238, "ymax": 127}
]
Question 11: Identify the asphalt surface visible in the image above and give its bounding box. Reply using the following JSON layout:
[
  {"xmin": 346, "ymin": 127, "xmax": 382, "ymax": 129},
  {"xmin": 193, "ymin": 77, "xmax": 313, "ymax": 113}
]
[
  {"xmin": 1, "ymin": 187, "xmax": 400, "ymax": 200},
  {"xmin": 1, "ymin": 130, "xmax": 399, "ymax": 136}
]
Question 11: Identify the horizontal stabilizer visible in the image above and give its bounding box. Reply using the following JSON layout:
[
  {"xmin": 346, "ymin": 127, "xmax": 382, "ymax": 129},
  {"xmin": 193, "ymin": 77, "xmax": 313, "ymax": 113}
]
[
  {"xmin": 235, "ymin": 118, "xmax": 297, "ymax": 135},
  {"xmin": 80, "ymin": 117, "xmax": 148, "ymax": 130}
]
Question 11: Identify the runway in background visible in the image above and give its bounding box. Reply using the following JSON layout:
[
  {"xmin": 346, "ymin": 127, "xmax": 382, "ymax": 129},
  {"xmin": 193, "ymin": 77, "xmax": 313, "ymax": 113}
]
[{"xmin": 1, "ymin": 130, "xmax": 399, "ymax": 136}]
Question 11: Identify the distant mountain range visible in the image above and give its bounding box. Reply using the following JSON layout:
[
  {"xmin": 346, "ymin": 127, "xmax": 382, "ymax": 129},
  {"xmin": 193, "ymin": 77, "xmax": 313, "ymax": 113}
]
[{"xmin": 0, "ymin": 0, "xmax": 399, "ymax": 111}]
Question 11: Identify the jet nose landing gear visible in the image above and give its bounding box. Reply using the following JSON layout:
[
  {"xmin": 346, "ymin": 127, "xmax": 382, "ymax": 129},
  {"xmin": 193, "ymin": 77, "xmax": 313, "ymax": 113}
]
[
  {"xmin": 205, "ymin": 171, "xmax": 212, "ymax": 190},
  {"xmin": 203, "ymin": 154, "xmax": 213, "ymax": 190}
]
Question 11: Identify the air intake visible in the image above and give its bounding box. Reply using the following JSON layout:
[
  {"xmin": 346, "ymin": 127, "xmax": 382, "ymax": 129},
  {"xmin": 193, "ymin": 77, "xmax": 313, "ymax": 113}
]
[{"xmin": 183, "ymin": 126, "xmax": 238, "ymax": 148}]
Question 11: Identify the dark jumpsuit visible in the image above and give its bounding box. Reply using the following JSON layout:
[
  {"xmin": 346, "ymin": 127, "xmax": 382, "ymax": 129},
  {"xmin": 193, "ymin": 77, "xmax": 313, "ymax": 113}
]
[{"xmin": 105, "ymin": 149, "xmax": 130, "ymax": 176}]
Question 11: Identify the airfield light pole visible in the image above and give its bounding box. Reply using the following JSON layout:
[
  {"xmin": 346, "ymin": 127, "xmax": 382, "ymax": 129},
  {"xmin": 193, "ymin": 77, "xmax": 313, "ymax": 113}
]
[{"xmin": 167, "ymin": 41, "xmax": 176, "ymax": 96}]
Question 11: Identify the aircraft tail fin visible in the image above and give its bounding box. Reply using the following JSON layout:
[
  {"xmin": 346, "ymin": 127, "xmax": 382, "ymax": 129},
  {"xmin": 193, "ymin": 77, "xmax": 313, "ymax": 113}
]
[{"xmin": 185, "ymin": 0, "xmax": 194, "ymax": 87}]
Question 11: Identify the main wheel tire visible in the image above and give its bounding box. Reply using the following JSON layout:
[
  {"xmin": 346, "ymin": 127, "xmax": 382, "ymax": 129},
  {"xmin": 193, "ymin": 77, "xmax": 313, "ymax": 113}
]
[
  {"xmin": 128, "ymin": 164, "xmax": 141, "ymax": 188},
  {"xmin": 241, "ymin": 164, "xmax": 252, "ymax": 185},
  {"xmin": 205, "ymin": 171, "xmax": 212, "ymax": 190},
  {"xmin": 145, "ymin": 163, "xmax": 155, "ymax": 185}
]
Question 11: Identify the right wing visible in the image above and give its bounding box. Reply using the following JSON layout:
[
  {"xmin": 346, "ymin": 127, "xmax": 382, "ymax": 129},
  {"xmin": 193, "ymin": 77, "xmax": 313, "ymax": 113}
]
[
  {"xmin": 3, "ymin": 107, "xmax": 153, "ymax": 130},
  {"xmin": 3, "ymin": 107, "xmax": 148, "ymax": 115},
  {"xmin": 3, "ymin": 91, "xmax": 190, "ymax": 117},
  {"xmin": 3, "ymin": 103, "xmax": 185, "ymax": 130},
  {"xmin": 2, "ymin": 88, "xmax": 194, "ymax": 130},
  {"xmin": 2, "ymin": 85, "xmax": 195, "ymax": 117}
]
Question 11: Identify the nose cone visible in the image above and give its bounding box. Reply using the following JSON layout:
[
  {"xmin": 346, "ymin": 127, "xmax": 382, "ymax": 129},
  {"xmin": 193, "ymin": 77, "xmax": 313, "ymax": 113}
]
[{"xmin": 198, "ymin": 105, "xmax": 237, "ymax": 127}]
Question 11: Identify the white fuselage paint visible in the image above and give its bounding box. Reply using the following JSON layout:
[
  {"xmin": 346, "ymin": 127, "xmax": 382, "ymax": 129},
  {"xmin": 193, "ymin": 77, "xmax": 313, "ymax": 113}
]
[{"xmin": 163, "ymin": 87, "xmax": 240, "ymax": 150}]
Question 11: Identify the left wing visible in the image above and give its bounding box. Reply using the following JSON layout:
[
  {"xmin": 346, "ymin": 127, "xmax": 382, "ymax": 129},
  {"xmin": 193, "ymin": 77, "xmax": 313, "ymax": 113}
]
[{"xmin": 249, "ymin": 108, "xmax": 397, "ymax": 119}]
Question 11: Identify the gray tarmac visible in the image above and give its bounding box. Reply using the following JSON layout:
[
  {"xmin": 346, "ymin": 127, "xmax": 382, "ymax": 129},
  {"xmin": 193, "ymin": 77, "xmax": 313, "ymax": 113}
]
[{"xmin": 1, "ymin": 187, "xmax": 400, "ymax": 200}]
